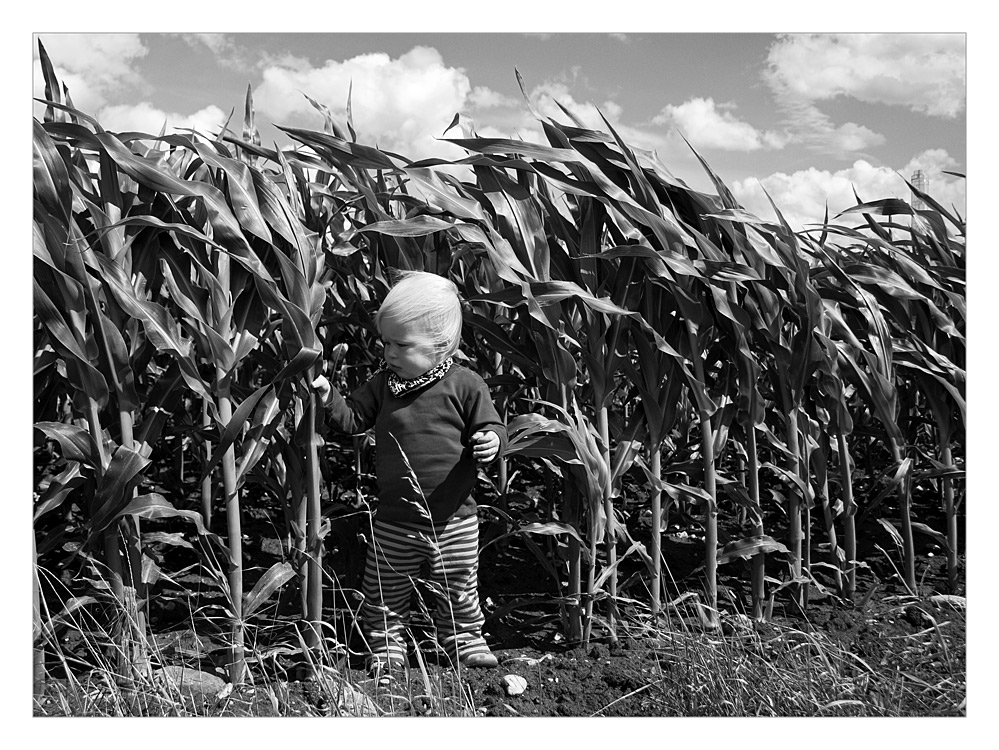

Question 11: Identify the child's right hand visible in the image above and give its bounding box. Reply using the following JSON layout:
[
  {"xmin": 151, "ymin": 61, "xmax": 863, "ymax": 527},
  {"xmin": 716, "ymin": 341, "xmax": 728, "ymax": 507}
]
[{"xmin": 312, "ymin": 374, "xmax": 332, "ymax": 403}]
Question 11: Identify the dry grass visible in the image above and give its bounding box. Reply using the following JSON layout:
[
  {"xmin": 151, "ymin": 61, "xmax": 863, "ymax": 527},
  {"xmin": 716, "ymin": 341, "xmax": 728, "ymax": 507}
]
[{"xmin": 33, "ymin": 589, "xmax": 966, "ymax": 718}]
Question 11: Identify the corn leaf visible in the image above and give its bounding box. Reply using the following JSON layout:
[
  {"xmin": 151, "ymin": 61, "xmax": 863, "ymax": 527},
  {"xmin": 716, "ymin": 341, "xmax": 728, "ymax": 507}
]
[
  {"xmin": 32, "ymin": 279, "xmax": 109, "ymax": 407},
  {"xmin": 116, "ymin": 493, "xmax": 223, "ymax": 546},
  {"xmin": 197, "ymin": 385, "xmax": 273, "ymax": 484},
  {"xmin": 717, "ymin": 535, "xmax": 790, "ymax": 564},
  {"xmin": 88, "ymin": 445, "xmax": 152, "ymax": 534},
  {"xmin": 243, "ymin": 563, "xmax": 296, "ymax": 618},
  {"xmin": 357, "ymin": 215, "xmax": 456, "ymax": 237}
]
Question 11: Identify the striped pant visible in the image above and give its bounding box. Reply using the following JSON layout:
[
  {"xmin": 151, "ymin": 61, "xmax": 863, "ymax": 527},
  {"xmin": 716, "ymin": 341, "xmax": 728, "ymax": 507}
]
[{"xmin": 360, "ymin": 514, "xmax": 491, "ymax": 663}]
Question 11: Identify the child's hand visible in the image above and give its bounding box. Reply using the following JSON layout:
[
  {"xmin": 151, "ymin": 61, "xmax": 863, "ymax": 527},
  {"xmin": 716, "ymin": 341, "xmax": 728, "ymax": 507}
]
[
  {"xmin": 311, "ymin": 374, "xmax": 332, "ymax": 404},
  {"xmin": 312, "ymin": 345, "xmax": 348, "ymax": 405},
  {"xmin": 471, "ymin": 430, "xmax": 500, "ymax": 464}
]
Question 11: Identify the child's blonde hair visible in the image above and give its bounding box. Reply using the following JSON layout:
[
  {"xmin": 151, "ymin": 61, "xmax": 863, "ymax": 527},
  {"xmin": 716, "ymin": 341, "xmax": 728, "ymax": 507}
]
[{"xmin": 375, "ymin": 271, "xmax": 463, "ymax": 362}]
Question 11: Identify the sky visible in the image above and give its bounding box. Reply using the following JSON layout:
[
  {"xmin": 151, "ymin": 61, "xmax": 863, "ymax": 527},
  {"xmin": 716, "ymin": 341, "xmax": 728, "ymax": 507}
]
[{"xmin": 28, "ymin": 21, "xmax": 968, "ymax": 233}]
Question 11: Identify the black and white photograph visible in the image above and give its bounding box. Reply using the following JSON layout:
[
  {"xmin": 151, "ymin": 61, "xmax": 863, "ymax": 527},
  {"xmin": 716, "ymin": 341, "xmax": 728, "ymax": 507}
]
[{"xmin": 23, "ymin": 8, "xmax": 985, "ymax": 737}]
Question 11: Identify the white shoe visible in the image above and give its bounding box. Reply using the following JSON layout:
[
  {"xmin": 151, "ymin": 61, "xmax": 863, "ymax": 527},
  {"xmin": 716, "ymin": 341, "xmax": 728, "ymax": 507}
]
[{"xmin": 461, "ymin": 652, "xmax": 498, "ymax": 668}]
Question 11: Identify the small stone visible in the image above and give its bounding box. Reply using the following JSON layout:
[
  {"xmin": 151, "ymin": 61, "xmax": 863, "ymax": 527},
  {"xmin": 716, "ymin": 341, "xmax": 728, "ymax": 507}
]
[
  {"xmin": 501, "ymin": 674, "xmax": 528, "ymax": 696},
  {"xmin": 153, "ymin": 666, "xmax": 228, "ymax": 701}
]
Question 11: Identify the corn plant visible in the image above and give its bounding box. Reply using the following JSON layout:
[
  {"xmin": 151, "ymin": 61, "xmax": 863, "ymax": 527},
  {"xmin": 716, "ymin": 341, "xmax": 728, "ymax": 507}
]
[
  {"xmin": 35, "ymin": 64, "xmax": 330, "ymax": 683},
  {"xmin": 34, "ymin": 115, "xmax": 152, "ymax": 675}
]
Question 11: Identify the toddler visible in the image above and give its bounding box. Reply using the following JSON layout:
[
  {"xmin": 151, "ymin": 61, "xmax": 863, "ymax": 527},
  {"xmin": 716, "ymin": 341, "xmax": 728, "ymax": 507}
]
[{"xmin": 312, "ymin": 270, "xmax": 506, "ymax": 673}]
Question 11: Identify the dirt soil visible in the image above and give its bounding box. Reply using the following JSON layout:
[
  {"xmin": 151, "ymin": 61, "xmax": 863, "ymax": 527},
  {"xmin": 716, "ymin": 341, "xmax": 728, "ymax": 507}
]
[{"xmin": 401, "ymin": 533, "xmax": 964, "ymax": 717}]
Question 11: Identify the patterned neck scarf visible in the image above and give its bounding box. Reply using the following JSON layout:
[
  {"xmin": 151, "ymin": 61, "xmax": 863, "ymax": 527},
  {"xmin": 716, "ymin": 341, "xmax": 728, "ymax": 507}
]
[{"xmin": 384, "ymin": 357, "xmax": 454, "ymax": 398}]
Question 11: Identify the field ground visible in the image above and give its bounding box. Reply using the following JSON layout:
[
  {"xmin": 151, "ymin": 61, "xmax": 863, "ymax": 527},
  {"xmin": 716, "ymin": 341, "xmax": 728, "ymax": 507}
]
[{"xmin": 34, "ymin": 511, "xmax": 966, "ymax": 718}]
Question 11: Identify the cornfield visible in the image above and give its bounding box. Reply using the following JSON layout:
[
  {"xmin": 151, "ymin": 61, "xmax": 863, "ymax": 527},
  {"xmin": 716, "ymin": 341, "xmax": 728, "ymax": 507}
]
[{"xmin": 32, "ymin": 37, "xmax": 965, "ymax": 704}]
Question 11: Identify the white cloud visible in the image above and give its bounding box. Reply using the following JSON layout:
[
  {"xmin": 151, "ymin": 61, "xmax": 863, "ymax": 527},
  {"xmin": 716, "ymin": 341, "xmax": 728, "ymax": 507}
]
[
  {"xmin": 252, "ymin": 46, "xmax": 474, "ymax": 162},
  {"xmin": 178, "ymin": 33, "xmax": 250, "ymax": 71},
  {"xmin": 731, "ymin": 149, "xmax": 966, "ymax": 231},
  {"xmin": 182, "ymin": 34, "xmax": 229, "ymax": 55},
  {"xmin": 98, "ymin": 102, "xmax": 229, "ymax": 139},
  {"xmin": 259, "ymin": 51, "xmax": 314, "ymax": 72},
  {"xmin": 826, "ymin": 121, "xmax": 885, "ymax": 153},
  {"xmin": 32, "ymin": 33, "xmax": 149, "ymax": 117},
  {"xmin": 525, "ymin": 80, "xmax": 625, "ymax": 132},
  {"xmin": 468, "ymin": 86, "xmax": 520, "ymax": 110},
  {"xmin": 181, "ymin": 33, "xmax": 231, "ymax": 56},
  {"xmin": 764, "ymin": 77, "xmax": 887, "ymax": 156},
  {"xmin": 760, "ymin": 33, "xmax": 962, "ymax": 158},
  {"xmin": 653, "ymin": 97, "xmax": 786, "ymax": 152},
  {"xmin": 766, "ymin": 33, "xmax": 966, "ymax": 118}
]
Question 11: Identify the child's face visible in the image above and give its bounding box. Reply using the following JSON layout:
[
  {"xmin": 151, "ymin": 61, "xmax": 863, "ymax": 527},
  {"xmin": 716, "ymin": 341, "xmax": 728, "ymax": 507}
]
[{"xmin": 378, "ymin": 316, "xmax": 440, "ymax": 380}]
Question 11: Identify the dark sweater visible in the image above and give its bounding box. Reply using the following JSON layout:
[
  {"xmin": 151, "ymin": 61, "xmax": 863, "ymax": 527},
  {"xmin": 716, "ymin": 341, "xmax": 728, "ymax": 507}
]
[{"xmin": 323, "ymin": 364, "xmax": 507, "ymax": 523}]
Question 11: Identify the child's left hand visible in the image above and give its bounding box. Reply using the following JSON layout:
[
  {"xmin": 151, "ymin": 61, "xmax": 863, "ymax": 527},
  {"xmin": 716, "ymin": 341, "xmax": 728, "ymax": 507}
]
[{"xmin": 471, "ymin": 430, "xmax": 500, "ymax": 464}]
